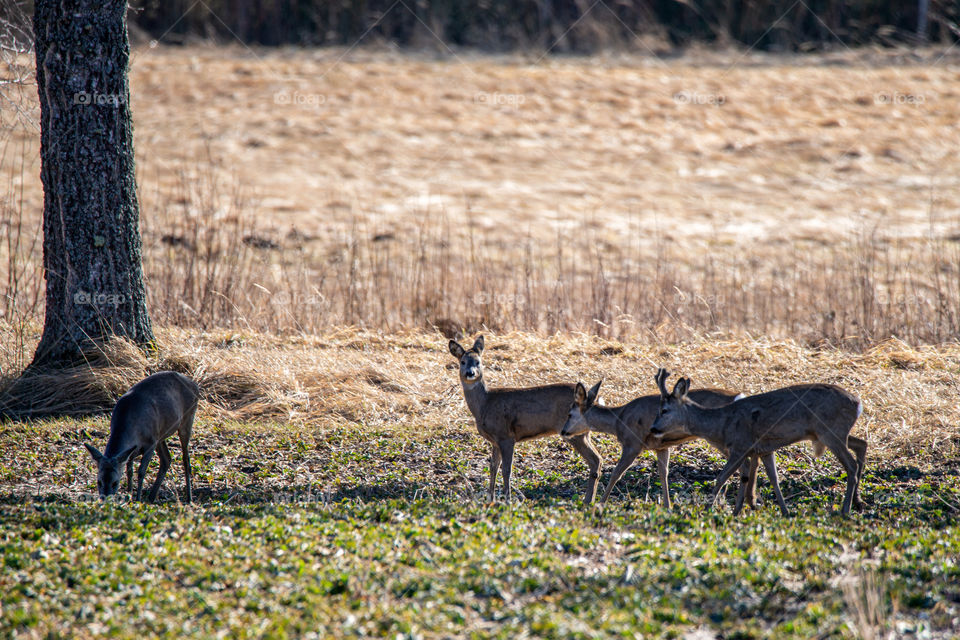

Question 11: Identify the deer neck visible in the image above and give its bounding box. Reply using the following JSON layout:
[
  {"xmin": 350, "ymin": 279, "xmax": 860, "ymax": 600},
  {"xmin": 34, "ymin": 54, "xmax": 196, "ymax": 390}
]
[
  {"xmin": 461, "ymin": 376, "xmax": 488, "ymax": 419},
  {"xmin": 104, "ymin": 405, "xmax": 140, "ymax": 458},
  {"xmin": 584, "ymin": 406, "xmax": 623, "ymax": 438},
  {"xmin": 682, "ymin": 403, "xmax": 728, "ymax": 445}
]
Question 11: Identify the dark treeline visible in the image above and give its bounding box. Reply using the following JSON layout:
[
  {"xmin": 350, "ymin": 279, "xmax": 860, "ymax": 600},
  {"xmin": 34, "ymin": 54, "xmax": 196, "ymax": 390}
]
[
  {"xmin": 1, "ymin": 1, "xmax": 956, "ymax": 52},
  {"xmin": 125, "ymin": 0, "xmax": 956, "ymax": 51}
]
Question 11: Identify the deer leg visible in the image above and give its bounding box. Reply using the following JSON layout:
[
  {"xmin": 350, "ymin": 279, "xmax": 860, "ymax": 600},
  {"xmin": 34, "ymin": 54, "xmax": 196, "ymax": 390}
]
[
  {"xmin": 847, "ymin": 436, "xmax": 867, "ymax": 511},
  {"xmin": 733, "ymin": 458, "xmax": 748, "ymax": 515},
  {"xmin": 148, "ymin": 440, "xmax": 171, "ymax": 503},
  {"xmin": 734, "ymin": 455, "xmax": 760, "ymax": 516},
  {"xmin": 136, "ymin": 446, "xmax": 156, "ymax": 502},
  {"xmin": 568, "ymin": 433, "xmax": 601, "ymax": 504},
  {"xmin": 656, "ymin": 448, "xmax": 672, "ymax": 509},
  {"xmin": 179, "ymin": 409, "xmax": 196, "ymax": 504},
  {"xmin": 760, "ymin": 453, "xmax": 790, "ymax": 517},
  {"xmin": 828, "ymin": 443, "xmax": 860, "ymax": 516},
  {"xmin": 126, "ymin": 455, "xmax": 135, "ymax": 495},
  {"xmin": 498, "ymin": 439, "xmax": 515, "ymax": 503},
  {"xmin": 487, "ymin": 444, "xmax": 501, "ymax": 503},
  {"xmin": 709, "ymin": 453, "xmax": 747, "ymax": 510},
  {"xmin": 597, "ymin": 443, "xmax": 642, "ymax": 504},
  {"xmin": 749, "ymin": 455, "xmax": 762, "ymax": 509},
  {"xmin": 745, "ymin": 454, "xmax": 761, "ymax": 510},
  {"xmin": 180, "ymin": 432, "xmax": 193, "ymax": 504}
]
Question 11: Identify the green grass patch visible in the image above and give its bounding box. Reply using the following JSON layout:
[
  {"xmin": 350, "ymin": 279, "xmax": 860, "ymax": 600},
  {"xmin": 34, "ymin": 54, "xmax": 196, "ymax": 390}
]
[{"xmin": 1, "ymin": 417, "xmax": 958, "ymax": 638}]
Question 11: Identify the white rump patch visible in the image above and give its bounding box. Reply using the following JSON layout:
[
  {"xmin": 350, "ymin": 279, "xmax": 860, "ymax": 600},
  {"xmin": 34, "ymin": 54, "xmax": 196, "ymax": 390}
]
[{"xmin": 733, "ymin": 393, "xmax": 745, "ymax": 401}]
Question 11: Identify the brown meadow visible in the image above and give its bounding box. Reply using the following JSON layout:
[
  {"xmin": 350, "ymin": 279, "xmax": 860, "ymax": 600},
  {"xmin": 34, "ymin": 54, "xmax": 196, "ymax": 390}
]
[{"xmin": 2, "ymin": 46, "xmax": 959, "ymax": 343}]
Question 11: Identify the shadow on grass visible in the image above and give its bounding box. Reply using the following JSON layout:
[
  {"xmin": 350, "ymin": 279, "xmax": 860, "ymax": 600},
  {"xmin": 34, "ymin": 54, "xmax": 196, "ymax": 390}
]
[
  {"xmin": 597, "ymin": 460, "xmax": 960, "ymax": 519},
  {"xmin": 197, "ymin": 474, "xmax": 601, "ymax": 506},
  {"xmin": 2, "ymin": 460, "xmax": 957, "ymax": 516},
  {"xmin": 0, "ymin": 476, "xmax": 597, "ymax": 509}
]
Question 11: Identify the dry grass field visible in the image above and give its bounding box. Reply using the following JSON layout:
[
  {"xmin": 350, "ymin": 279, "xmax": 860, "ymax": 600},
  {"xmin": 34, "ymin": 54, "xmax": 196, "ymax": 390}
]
[
  {"xmin": 2, "ymin": 46, "xmax": 960, "ymax": 638},
  {"xmin": 3, "ymin": 46, "xmax": 960, "ymax": 340}
]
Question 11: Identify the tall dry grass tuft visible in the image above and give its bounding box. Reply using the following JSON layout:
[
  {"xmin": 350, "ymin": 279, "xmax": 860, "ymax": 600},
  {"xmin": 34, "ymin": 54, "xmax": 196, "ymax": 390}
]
[
  {"xmin": 141, "ymin": 154, "xmax": 261, "ymax": 330},
  {"xmin": 0, "ymin": 337, "xmax": 148, "ymax": 417},
  {"xmin": 841, "ymin": 569, "xmax": 893, "ymax": 640}
]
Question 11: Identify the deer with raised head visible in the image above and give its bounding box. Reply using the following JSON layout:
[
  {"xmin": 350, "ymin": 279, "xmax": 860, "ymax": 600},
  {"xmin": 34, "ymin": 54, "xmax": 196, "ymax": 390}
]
[
  {"xmin": 649, "ymin": 373, "xmax": 867, "ymax": 516},
  {"xmin": 84, "ymin": 371, "xmax": 200, "ymax": 503},
  {"xmin": 449, "ymin": 335, "xmax": 602, "ymax": 503},
  {"xmin": 561, "ymin": 369, "xmax": 762, "ymax": 512}
]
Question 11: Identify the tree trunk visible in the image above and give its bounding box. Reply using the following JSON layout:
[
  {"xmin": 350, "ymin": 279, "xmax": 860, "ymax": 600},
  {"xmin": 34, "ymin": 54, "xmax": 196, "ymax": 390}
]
[{"xmin": 30, "ymin": 0, "xmax": 154, "ymax": 369}]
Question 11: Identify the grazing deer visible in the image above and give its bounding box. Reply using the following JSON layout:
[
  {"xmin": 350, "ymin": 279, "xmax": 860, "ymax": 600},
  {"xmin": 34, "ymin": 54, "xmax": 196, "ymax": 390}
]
[
  {"xmin": 84, "ymin": 371, "xmax": 200, "ymax": 503},
  {"xmin": 650, "ymin": 375, "xmax": 867, "ymax": 516},
  {"xmin": 561, "ymin": 370, "xmax": 760, "ymax": 510},
  {"xmin": 449, "ymin": 335, "xmax": 602, "ymax": 503}
]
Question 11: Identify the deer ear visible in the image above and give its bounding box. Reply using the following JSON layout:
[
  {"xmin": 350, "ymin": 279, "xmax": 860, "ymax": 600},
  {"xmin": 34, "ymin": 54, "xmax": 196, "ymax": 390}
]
[
  {"xmin": 449, "ymin": 340, "xmax": 465, "ymax": 359},
  {"xmin": 574, "ymin": 382, "xmax": 587, "ymax": 406},
  {"xmin": 586, "ymin": 379, "xmax": 602, "ymax": 406},
  {"xmin": 113, "ymin": 446, "xmax": 138, "ymax": 466},
  {"xmin": 472, "ymin": 335, "xmax": 484, "ymax": 354},
  {"xmin": 673, "ymin": 377, "xmax": 690, "ymax": 398},
  {"xmin": 84, "ymin": 443, "xmax": 103, "ymax": 463}
]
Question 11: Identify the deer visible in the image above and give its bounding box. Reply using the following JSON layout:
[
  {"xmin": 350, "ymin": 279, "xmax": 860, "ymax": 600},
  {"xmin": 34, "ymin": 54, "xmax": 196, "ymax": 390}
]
[
  {"xmin": 649, "ymin": 373, "xmax": 867, "ymax": 516},
  {"xmin": 84, "ymin": 371, "xmax": 200, "ymax": 503},
  {"xmin": 561, "ymin": 369, "xmax": 763, "ymax": 512},
  {"xmin": 448, "ymin": 335, "xmax": 602, "ymax": 504}
]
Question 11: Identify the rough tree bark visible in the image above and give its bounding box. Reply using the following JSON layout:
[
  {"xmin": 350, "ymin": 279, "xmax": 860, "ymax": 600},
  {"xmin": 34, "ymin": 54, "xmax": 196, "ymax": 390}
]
[{"xmin": 30, "ymin": 0, "xmax": 154, "ymax": 369}]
